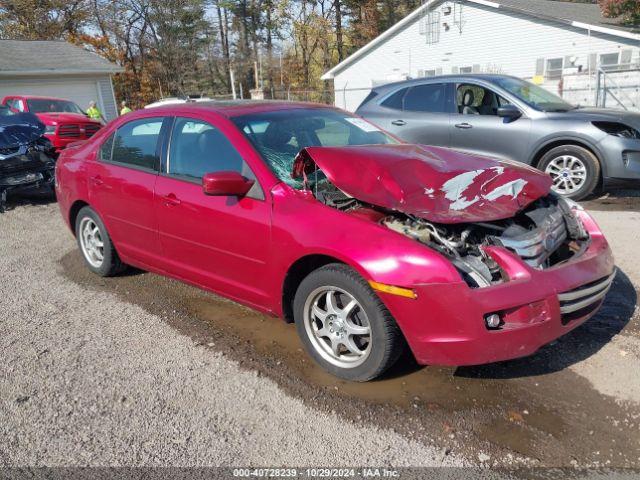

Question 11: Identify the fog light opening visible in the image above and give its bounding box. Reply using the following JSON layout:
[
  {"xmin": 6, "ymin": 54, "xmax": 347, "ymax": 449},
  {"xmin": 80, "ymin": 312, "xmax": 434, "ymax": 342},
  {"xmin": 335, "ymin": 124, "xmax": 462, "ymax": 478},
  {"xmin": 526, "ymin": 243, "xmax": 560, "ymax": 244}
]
[{"xmin": 485, "ymin": 313, "xmax": 502, "ymax": 330}]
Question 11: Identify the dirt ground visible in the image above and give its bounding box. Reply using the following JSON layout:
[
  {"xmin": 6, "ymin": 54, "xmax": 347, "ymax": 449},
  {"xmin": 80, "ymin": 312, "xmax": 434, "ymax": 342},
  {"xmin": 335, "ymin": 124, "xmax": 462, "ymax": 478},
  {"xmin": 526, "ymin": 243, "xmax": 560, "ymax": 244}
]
[{"xmin": 1, "ymin": 189, "xmax": 639, "ymax": 469}]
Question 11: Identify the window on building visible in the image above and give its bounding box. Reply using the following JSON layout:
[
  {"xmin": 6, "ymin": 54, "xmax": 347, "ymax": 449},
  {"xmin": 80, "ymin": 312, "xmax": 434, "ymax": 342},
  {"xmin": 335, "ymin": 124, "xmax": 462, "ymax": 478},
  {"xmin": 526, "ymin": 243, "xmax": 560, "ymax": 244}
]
[
  {"xmin": 545, "ymin": 58, "xmax": 563, "ymax": 79},
  {"xmin": 424, "ymin": 69, "xmax": 436, "ymax": 77},
  {"xmin": 403, "ymin": 83, "xmax": 447, "ymax": 113},
  {"xmin": 600, "ymin": 53, "xmax": 620, "ymax": 71},
  {"xmin": 459, "ymin": 66, "xmax": 473, "ymax": 74}
]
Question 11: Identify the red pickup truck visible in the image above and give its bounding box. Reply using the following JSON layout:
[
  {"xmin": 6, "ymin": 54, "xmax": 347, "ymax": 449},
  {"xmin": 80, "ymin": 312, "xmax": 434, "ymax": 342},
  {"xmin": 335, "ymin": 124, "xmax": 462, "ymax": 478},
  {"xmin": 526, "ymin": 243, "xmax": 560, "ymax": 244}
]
[{"xmin": 1, "ymin": 95, "xmax": 102, "ymax": 153}]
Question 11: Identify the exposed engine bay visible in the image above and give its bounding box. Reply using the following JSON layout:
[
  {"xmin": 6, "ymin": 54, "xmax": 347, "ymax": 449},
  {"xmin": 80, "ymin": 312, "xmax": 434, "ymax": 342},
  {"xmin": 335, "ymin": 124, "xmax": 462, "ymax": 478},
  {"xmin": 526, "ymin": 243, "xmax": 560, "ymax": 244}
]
[
  {"xmin": 0, "ymin": 113, "xmax": 56, "ymax": 212},
  {"xmin": 316, "ymin": 184, "xmax": 589, "ymax": 288}
]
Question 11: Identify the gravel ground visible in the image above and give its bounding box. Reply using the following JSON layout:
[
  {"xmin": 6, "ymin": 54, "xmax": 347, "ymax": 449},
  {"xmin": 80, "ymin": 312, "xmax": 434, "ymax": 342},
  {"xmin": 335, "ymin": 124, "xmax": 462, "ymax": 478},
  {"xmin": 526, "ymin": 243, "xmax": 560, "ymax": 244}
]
[
  {"xmin": 0, "ymin": 197, "xmax": 639, "ymax": 468},
  {"xmin": 0, "ymin": 202, "xmax": 465, "ymax": 467}
]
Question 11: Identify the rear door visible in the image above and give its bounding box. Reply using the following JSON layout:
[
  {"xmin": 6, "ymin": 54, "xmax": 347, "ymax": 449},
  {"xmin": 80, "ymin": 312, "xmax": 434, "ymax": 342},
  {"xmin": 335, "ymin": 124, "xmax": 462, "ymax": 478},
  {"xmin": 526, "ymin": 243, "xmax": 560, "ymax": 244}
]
[
  {"xmin": 449, "ymin": 82, "xmax": 532, "ymax": 162},
  {"xmin": 361, "ymin": 83, "xmax": 451, "ymax": 146},
  {"xmin": 88, "ymin": 116, "xmax": 169, "ymax": 265}
]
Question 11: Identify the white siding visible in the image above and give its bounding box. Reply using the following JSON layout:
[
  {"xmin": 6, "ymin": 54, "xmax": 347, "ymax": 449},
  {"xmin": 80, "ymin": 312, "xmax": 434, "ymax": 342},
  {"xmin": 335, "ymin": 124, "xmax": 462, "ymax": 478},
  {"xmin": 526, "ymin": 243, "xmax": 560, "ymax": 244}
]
[{"xmin": 333, "ymin": 2, "xmax": 640, "ymax": 111}]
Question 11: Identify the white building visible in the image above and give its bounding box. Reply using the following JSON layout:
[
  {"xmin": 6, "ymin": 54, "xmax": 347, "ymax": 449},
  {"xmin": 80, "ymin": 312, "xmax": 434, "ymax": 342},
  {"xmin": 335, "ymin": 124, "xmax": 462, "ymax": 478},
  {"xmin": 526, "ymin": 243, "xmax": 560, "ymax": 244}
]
[
  {"xmin": 0, "ymin": 40, "xmax": 123, "ymax": 120},
  {"xmin": 322, "ymin": 0, "xmax": 640, "ymax": 112}
]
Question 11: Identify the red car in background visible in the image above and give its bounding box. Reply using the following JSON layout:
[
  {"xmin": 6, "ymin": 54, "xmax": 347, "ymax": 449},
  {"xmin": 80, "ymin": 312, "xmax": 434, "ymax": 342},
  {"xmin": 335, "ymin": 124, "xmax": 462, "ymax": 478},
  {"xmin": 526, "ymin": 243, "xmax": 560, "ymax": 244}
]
[
  {"xmin": 55, "ymin": 101, "xmax": 615, "ymax": 381},
  {"xmin": 1, "ymin": 95, "xmax": 102, "ymax": 153}
]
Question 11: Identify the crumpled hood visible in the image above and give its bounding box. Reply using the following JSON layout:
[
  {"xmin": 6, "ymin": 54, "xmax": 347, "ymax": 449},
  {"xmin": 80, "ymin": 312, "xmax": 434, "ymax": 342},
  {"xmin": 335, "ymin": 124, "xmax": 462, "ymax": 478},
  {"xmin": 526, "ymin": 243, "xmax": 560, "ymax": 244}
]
[
  {"xmin": 0, "ymin": 113, "xmax": 45, "ymax": 149},
  {"xmin": 294, "ymin": 144, "xmax": 552, "ymax": 224}
]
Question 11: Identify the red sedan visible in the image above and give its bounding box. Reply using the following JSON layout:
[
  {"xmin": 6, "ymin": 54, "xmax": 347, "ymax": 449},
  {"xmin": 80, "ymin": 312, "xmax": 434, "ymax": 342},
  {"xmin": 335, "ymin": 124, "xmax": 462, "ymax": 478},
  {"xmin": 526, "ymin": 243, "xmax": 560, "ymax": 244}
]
[{"xmin": 55, "ymin": 101, "xmax": 615, "ymax": 381}]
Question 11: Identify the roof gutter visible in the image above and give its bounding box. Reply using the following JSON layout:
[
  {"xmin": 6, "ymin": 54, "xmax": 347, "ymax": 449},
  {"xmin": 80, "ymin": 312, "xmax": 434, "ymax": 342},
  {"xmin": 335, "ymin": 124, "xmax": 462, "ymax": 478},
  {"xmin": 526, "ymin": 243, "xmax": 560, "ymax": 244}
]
[
  {"xmin": 0, "ymin": 68, "xmax": 125, "ymax": 77},
  {"xmin": 321, "ymin": 0, "xmax": 639, "ymax": 80}
]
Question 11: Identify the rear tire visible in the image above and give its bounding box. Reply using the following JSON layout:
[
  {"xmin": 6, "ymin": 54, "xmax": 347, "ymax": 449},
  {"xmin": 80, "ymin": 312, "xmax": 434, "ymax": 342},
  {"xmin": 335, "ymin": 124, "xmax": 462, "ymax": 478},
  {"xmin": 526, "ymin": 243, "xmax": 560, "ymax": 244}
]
[
  {"xmin": 538, "ymin": 145, "xmax": 600, "ymax": 201},
  {"xmin": 75, "ymin": 206, "xmax": 126, "ymax": 277},
  {"xmin": 293, "ymin": 264, "xmax": 405, "ymax": 382}
]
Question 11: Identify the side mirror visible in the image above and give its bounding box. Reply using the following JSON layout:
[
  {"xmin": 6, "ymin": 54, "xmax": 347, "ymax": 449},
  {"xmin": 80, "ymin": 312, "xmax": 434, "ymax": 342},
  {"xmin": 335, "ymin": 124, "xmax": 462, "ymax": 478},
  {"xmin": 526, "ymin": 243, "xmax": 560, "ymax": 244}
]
[
  {"xmin": 497, "ymin": 105, "xmax": 522, "ymax": 120},
  {"xmin": 202, "ymin": 171, "xmax": 254, "ymax": 197}
]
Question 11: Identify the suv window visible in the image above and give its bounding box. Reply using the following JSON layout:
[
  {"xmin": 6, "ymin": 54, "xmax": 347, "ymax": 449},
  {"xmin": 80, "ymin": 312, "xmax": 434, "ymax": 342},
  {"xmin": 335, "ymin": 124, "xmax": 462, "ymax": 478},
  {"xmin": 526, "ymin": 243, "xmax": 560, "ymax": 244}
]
[
  {"xmin": 403, "ymin": 84, "xmax": 446, "ymax": 113},
  {"xmin": 110, "ymin": 118, "xmax": 164, "ymax": 170},
  {"xmin": 168, "ymin": 117, "xmax": 248, "ymax": 181},
  {"xmin": 380, "ymin": 88, "xmax": 408, "ymax": 110},
  {"xmin": 456, "ymin": 84, "xmax": 510, "ymax": 116}
]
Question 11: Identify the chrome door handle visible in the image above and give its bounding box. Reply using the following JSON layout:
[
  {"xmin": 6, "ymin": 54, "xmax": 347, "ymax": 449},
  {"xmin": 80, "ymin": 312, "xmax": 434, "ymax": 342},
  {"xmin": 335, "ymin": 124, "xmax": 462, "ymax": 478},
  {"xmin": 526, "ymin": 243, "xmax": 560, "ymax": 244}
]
[
  {"xmin": 455, "ymin": 123, "xmax": 473, "ymax": 129},
  {"xmin": 391, "ymin": 120, "xmax": 407, "ymax": 126},
  {"xmin": 163, "ymin": 194, "xmax": 181, "ymax": 206}
]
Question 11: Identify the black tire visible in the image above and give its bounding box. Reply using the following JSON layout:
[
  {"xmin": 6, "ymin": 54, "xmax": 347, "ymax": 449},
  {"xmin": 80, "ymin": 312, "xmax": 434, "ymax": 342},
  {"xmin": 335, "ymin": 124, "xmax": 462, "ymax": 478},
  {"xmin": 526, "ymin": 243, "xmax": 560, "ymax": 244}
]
[
  {"xmin": 74, "ymin": 206, "xmax": 126, "ymax": 277},
  {"xmin": 538, "ymin": 145, "xmax": 600, "ymax": 201},
  {"xmin": 293, "ymin": 264, "xmax": 405, "ymax": 382}
]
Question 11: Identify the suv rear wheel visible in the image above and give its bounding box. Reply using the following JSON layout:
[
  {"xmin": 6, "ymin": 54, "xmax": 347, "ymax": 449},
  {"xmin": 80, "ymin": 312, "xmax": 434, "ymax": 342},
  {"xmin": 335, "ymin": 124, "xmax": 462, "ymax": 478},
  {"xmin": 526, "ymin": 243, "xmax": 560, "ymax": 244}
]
[
  {"xmin": 293, "ymin": 264, "xmax": 405, "ymax": 381},
  {"xmin": 538, "ymin": 145, "xmax": 600, "ymax": 201}
]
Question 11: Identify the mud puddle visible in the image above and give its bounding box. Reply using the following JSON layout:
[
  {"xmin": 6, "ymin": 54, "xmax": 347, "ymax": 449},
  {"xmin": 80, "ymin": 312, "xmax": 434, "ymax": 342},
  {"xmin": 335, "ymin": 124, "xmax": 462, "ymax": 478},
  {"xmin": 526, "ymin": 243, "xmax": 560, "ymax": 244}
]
[{"xmin": 60, "ymin": 252, "xmax": 640, "ymax": 467}]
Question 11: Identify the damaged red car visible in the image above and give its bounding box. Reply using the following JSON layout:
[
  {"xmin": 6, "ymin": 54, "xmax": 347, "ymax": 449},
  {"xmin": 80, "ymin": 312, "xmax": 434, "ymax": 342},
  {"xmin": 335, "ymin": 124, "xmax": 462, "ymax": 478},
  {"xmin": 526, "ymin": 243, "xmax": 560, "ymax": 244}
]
[{"xmin": 55, "ymin": 102, "xmax": 616, "ymax": 381}]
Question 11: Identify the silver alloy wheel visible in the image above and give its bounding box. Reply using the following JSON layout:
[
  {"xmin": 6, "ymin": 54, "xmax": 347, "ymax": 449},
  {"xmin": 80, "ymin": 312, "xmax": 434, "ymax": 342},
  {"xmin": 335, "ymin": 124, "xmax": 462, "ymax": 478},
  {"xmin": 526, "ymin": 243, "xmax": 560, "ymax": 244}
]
[
  {"xmin": 303, "ymin": 286, "xmax": 372, "ymax": 369},
  {"xmin": 545, "ymin": 155, "xmax": 587, "ymax": 195},
  {"xmin": 79, "ymin": 217, "xmax": 104, "ymax": 268}
]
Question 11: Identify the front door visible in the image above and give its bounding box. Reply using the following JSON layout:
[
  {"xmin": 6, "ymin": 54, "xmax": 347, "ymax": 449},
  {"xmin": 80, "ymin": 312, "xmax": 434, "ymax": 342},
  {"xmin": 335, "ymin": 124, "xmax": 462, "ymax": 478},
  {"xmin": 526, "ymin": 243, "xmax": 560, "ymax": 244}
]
[
  {"xmin": 449, "ymin": 83, "xmax": 532, "ymax": 162},
  {"xmin": 155, "ymin": 116, "xmax": 272, "ymax": 308},
  {"xmin": 88, "ymin": 116, "xmax": 168, "ymax": 264}
]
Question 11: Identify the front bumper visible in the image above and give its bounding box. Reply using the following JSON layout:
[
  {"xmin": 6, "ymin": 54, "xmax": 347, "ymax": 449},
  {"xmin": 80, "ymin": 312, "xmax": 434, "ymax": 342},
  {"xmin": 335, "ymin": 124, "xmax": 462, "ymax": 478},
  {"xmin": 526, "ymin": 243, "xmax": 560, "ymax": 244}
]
[
  {"xmin": 380, "ymin": 212, "xmax": 616, "ymax": 366},
  {"xmin": 598, "ymin": 135, "xmax": 640, "ymax": 181}
]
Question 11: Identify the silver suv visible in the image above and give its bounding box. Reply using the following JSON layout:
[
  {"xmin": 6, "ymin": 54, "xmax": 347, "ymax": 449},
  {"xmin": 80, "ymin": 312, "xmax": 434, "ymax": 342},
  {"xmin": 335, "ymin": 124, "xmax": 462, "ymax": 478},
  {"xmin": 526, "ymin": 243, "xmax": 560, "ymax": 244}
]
[{"xmin": 356, "ymin": 74, "xmax": 640, "ymax": 200}]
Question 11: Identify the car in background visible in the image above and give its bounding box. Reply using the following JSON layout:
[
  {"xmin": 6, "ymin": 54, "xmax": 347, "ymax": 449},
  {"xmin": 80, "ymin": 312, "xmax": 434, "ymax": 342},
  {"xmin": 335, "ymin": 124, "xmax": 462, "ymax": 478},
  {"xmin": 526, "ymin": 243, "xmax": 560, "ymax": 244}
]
[
  {"xmin": 1, "ymin": 96, "xmax": 102, "ymax": 154},
  {"xmin": 55, "ymin": 101, "xmax": 614, "ymax": 381},
  {"xmin": 0, "ymin": 112, "xmax": 56, "ymax": 211},
  {"xmin": 356, "ymin": 74, "xmax": 640, "ymax": 200},
  {"xmin": 145, "ymin": 96, "xmax": 214, "ymax": 109}
]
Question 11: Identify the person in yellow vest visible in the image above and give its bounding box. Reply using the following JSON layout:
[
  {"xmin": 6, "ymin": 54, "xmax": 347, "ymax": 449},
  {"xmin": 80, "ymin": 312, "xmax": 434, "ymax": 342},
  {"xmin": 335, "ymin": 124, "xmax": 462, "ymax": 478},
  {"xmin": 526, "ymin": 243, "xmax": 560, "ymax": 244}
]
[
  {"xmin": 86, "ymin": 101, "xmax": 104, "ymax": 122},
  {"xmin": 120, "ymin": 100, "xmax": 132, "ymax": 116}
]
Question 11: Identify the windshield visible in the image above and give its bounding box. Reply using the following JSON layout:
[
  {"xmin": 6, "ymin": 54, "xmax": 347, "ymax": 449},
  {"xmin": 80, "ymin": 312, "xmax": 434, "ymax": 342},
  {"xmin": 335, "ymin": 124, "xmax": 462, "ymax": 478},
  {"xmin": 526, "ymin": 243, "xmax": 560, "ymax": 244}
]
[
  {"xmin": 493, "ymin": 77, "xmax": 574, "ymax": 112},
  {"xmin": 232, "ymin": 108, "xmax": 398, "ymax": 188},
  {"xmin": 26, "ymin": 98, "xmax": 85, "ymax": 115}
]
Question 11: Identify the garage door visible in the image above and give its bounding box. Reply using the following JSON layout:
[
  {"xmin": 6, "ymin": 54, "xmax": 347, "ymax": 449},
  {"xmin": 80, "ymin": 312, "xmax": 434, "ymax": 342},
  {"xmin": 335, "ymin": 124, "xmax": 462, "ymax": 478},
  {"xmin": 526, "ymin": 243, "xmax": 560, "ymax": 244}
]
[{"xmin": 0, "ymin": 79, "xmax": 102, "ymax": 114}]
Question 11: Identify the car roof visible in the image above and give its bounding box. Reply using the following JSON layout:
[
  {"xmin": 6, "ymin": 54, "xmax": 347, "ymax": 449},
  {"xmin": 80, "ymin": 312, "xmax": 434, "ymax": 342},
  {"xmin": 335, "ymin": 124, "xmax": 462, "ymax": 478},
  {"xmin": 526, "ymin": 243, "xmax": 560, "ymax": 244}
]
[
  {"xmin": 372, "ymin": 73, "xmax": 522, "ymax": 92},
  {"xmin": 11, "ymin": 95, "xmax": 76, "ymax": 102},
  {"xmin": 143, "ymin": 100, "xmax": 338, "ymax": 118}
]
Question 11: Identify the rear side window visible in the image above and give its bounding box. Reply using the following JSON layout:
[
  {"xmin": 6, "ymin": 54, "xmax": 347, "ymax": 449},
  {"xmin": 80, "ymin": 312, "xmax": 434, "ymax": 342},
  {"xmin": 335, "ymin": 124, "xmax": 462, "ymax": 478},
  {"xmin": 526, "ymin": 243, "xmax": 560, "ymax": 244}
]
[
  {"xmin": 380, "ymin": 88, "xmax": 408, "ymax": 110},
  {"xmin": 357, "ymin": 90, "xmax": 379, "ymax": 110},
  {"xmin": 403, "ymin": 84, "xmax": 446, "ymax": 113},
  {"xmin": 99, "ymin": 133, "xmax": 114, "ymax": 162},
  {"xmin": 110, "ymin": 118, "xmax": 164, "ymax": 171}
]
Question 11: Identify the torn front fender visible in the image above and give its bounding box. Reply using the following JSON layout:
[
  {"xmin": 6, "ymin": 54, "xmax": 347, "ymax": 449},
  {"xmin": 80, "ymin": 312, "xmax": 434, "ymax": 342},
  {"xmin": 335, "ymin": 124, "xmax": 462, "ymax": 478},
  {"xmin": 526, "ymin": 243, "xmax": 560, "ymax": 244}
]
[{"xmin": 293, "ymin": 144, "xmax": 552, "ymax": 224}]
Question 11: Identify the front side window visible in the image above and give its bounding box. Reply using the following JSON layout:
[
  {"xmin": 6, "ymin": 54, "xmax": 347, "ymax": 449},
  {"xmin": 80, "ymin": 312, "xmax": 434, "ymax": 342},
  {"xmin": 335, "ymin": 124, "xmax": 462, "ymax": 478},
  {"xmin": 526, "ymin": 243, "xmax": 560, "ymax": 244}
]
[
  {"xmin": 403, "ymin": 83, "xmax": 446, "ymax": 113},
  {"xmin": 232, "ymin": 108, "xmax": 397, "ymax": 188},
  {"xmin": 168, "ymin": 117, "xmax": 248, "ymax": 181},
  {"xmin": 109, "ymin": 118, "xmax": 164, "ymax": 170},
  {"xmin": 456, "ymin": 84, "xmax": 510, "ymax": 116}
]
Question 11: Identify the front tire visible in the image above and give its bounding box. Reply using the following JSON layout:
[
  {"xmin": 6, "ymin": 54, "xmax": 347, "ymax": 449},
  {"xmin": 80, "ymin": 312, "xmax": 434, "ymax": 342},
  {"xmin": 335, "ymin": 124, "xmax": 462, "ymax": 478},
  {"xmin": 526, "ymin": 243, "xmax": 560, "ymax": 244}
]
[
  {"xmin": 75, "ymin": 206, "xmax": 126, "ymax": 277},
  {"xmin": 293, "ymin": 264, "xmax": 405, "ymax": 382},
  {"xmin": 538, "ymin": 145, "xmax": 600, "ymax": 201}
]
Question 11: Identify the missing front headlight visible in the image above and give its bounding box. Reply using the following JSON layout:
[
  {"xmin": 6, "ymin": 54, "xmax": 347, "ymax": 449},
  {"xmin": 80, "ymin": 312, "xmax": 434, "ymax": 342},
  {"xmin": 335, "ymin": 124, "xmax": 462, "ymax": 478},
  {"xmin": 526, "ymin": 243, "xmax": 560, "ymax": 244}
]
[{"xmin": 593, "ymin": 121, "xmax": 640, "ymax": 139}]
